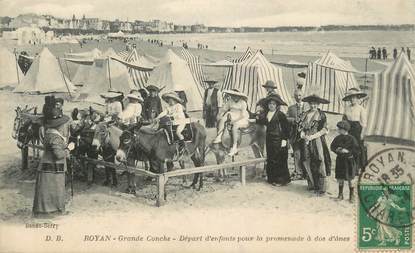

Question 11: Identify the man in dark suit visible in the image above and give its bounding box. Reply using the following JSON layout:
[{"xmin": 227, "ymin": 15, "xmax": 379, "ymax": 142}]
[
  {"xmin": 287, "ymin": 89, "xmax": 310, "ymax": 179},
  {"xmin": 203, "ymin": 80, "xmax": 222, "ymax": 128}
]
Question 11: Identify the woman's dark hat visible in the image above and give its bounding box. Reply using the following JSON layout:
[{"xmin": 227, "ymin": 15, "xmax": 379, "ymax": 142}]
[
  {"xmin": 265, "ymin": 94, "xmax": 287, "ymax": 106},
  {"xmin": 262, "ymin": 80, "xmax": 278, "ymax": 89},
  {"xmin": 45, "ymin": 108, "xmax": 70, "ymax": 128},
  {"xmin": 336, "ymin": 120, "xmax": 351, "ymax": 132},
  {"xmin": 302, "ymin": 93, "xmax": 330, "ymax": 104},
  {"xmin": 146, "ymin": 85, "xmax": 160, "ymax": 92},
  {"xmin": 342, "ymin": 88, "xmax": 367, "ymax": 101}
]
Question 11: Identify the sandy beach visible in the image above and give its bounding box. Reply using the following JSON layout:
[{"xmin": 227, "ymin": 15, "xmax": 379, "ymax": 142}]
[{"xmin": 0, "ymin": 39, "xmax": 406, "ymax": 252}]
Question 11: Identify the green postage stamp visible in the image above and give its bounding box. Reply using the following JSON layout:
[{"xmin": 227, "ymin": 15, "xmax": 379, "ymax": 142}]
[{"xmin": 357, "ymin": 148, "xmax": 414, "ymax": 251}]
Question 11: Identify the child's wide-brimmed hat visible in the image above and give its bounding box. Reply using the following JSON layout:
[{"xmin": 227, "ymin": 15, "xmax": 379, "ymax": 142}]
[
  {"xmin": 126, "ymin": 93, "xmax": 144, "ymax": 102},
  {"xmin": 223, "ymin": 89, "xmax": 248, "ymax": 100},
  {"xmin": 342, "ymin": 88, "xmax": 367, "ymax": 101},
  {"xmin": 162, "ymin": 92, "xmax": 183, "ymax": 104}
]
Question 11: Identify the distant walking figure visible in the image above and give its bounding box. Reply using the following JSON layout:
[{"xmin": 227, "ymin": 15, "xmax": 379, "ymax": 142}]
[
  {"xmin": 382, "ymin": 47, "xmax": 387, "ymax": 60},
  {"xmin": 393, "ymin": 48, "xmax": 398, "ymax": 60},
  {"xmin": 407, "ymin": 47, "xmax": 411, "ymax": 61},
  {"xmin": 377, "ymin": 48, "xmax": 381, "ymax": 59},
  {"xmin": 233, "ymin": 46, "xmax": 236, "ymax": 51}
]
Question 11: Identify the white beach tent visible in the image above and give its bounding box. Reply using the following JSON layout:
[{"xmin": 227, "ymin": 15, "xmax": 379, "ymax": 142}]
[
  {"xmin": 0, "ymin": 46, "xmax": 23, "ymax": 88},
  {"xmin": 365, "ymin": 52, "xmax": 415, "ymax": 143},
  {"xmin": 222, "ymin": 51, "xmax": 292, "ymax": 111},
  {"xmin": 146, "ymin": 49, "xmax": 204, "ymax": 111},
  {"xmin": 304, "ymin": 51, "xmax": 359, "ymax": 114},
  {"xmin": 66, "ymin": 48, "xmax": 102, "ymax": 86},
  {"xmin": 76, "ymin": 48, "xmax": 134, "ymax": 104},
  {"xmin": 14, "ymin": 47, "xmax": 76, "ymax": 94}
]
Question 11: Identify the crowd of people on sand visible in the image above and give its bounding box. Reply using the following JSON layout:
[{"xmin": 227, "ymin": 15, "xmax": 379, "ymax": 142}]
[
  {"xmin": 30, "ymin": 66, "xmax": 369, "ymax": 218},
  {"xmin": 369, "ymin": 46, "xmax": 411, "ymax": 61}
]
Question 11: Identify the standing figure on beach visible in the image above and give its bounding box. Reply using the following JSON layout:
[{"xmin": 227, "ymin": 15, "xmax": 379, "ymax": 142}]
[
  {"xmin": 382, "ymin": 47, "xmax": 387, "ymax": 60},
  {"xmin": 203, "ymin": 80, "xmax": 222, "ymax": 128},
  {"xmin": 256, "ymin": 94, "xmax": 290, "ymax": 186},
  {"xmin": 377, "ymin": 48, "xmax": 382, "ymax": 59},
  {"xmin": 298, "ymin": 93, "xmax": 331, "ymax": 195},
  {"xmin": 407, "ymin": 47, "xmax": 411, "ymax": 61},
  {"xmin": 393, "ymin": 48, "xmax": 398, "ymax": 60},
  {"xmin": 287, "ymin": 89, "xmax": 310, "ymax": 179},
  {"xmin": 33, "ymin": 98, "xmax": 73, "ymax": 217},
  {"xmin": 342, "ymin": 88, "xmax": 367, "ymax": 173},
  {"xmin": 330, "ymin": 120, "xmax": 360, "ymax": 203},
  {"xmin": 143, "ymin": 85, "xmax": 163, "ymax": 121}
]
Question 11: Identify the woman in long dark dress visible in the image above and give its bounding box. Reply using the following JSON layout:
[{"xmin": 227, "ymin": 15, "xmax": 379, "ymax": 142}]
[
  {"xmin": 33, "ymin": 103, "xmax": 72, "ymax": 217},
  {"xmin": 342, "ymin": 88, "xmax": 367, "ymax": 172},
  {"xmin": 299, "ymin": 93, "xmax": 331, "ymax": 195},
  {"xmin": 257, "ymin": 94, "xmax": 290, "ymax": 186}
]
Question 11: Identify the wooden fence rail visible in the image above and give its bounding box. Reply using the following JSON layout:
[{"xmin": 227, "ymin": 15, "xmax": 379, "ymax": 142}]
[{"xmin": 23, "ymin": 143, "xmax": 266, "ymax": 207}]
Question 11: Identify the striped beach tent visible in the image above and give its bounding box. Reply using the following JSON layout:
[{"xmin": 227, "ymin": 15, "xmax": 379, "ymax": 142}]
[
  {"xmin": 123, "ymin": 49, "xmax": 155, "ymax": 89},
  {"xmin": 222, "ymin": 51, "xmax": 292, "ymax": 111},
  {"xmin": 223, "ymin": 47, "xmax": 255, "ymax": 91},
  {"xmin": 180, "ymin": 48, "xmax": 207, "ymax": 89},
  {"xmin": 365, "ymin": 53, "xmax": 415, "ymax": 143},
  {"xmin": 232, "ymin": 47, "xmax": 254, "ymax": 63},
  {"xmin": 304, "ymin": 52, "xmax": 359, "ymax": 114}
]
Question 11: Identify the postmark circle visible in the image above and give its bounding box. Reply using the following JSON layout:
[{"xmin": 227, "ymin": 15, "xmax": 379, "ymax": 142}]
[{"xmin": 358, "ymin": 147, "xmax": 415, "ymax": 228}]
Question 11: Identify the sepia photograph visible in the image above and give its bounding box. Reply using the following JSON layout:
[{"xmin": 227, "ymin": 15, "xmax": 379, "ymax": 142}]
[{"xmin": 0, "ymin": 0, "xmax": 414, "ymax": 252}]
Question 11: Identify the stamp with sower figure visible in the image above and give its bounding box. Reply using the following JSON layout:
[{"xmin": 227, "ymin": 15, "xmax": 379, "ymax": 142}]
[{"xmin": 357, "ymin": 147, "xmax": 414, "ymax": 250}]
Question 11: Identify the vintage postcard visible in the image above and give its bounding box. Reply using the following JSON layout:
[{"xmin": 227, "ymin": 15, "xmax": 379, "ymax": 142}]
[{"xmin": 0, "ymin": 0, "xmax": 414, "ymax": 252}]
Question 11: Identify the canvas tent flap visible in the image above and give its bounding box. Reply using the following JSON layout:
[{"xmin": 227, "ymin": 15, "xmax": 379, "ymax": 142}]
[
  {"xmin": 200, "ymin": 59, "xmax": 234, "ymax": 67},
  {"xmin": 146, "ymin": 49, "xmax": 204, "ymax": 111},
  {"xmin": 76, "ymin": 56, "xmax": 134, "ymax": 104},
  {"xmin": 0, "ymin": 46, "xmax": 23, "ymax": 88},
  {"xmin": 304, "ymin": 52, "xmax": 359, "ymax": 114},
  {"xmin": 222, "ymin": 51, "xmax": 292, "ymax": 111},
  {"xmin": 14, "ymin": 47, "xmax": 76, "ymax": 94},
  {"xmin": 365, "ymin": 52, "xmax": 415, "ymax": 142}
]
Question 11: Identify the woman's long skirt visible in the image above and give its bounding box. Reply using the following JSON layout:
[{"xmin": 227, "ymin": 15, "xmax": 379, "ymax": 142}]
[
  {"xmin": 266, "ymin": 137, "xmax": 290, "ymax": 184},
  {"xmin": 32, "ymin": 170, "xmax": 66, "ymax": 216}
]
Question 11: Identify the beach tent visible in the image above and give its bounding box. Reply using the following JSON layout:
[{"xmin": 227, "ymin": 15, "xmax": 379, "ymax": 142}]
[
  {"xmin": 67, "ymin": 48, "xmax": 102, "ymax": 86},
  {"xmin": 365, "ymin": 53, "xmax": 415, "ymax": 143},
  {"xmin": 304, "ymin": 51, "xmax": 359, "ymax": 114},
  {"xmin": 180, "ymin": 48, "xmax": 207, "ymax": 89},
  {"xmin": 0, "ymin": 46, "xmax": 23, "ymax": 88},
  {"xmin": 65, "ymin": 48, "xmax": 102, "ymax": 63},
  {"xmin": 76, "ymin": 48, "xmax": 134, "ymax": 104},
  {"xmin": 14, "ymin": 47, "xmax": 76, "ymax": 94},
  {"xmin": 222, "ymin": 51, "xmax": 292, "ymax": 111},
  {"xmin": 111, "ymin": 48, "xmax": 158, "ymax": 89},
  {"xmin": 146, "ymin": 49, "xmax": 204, "ymax": 111},
  {"xmin": 222, "ymin": 47, "xmax": 255, "ymax": 91}
]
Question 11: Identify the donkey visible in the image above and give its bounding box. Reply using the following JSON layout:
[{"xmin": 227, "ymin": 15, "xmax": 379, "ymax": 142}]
[{"xmin": 115, "ymin": 119, "xmax": 207, "ymax": 194}]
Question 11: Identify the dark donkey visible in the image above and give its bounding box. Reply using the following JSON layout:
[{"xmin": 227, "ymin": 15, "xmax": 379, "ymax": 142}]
[{"xmin": 115, "ymin": 119, "xmax": 207, "ymax": 194}]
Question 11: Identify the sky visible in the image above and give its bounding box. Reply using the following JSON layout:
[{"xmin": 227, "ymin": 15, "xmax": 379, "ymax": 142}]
[{"xmin": 0, "ymin": 0, "xmax": 414, "ymax": 27}]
